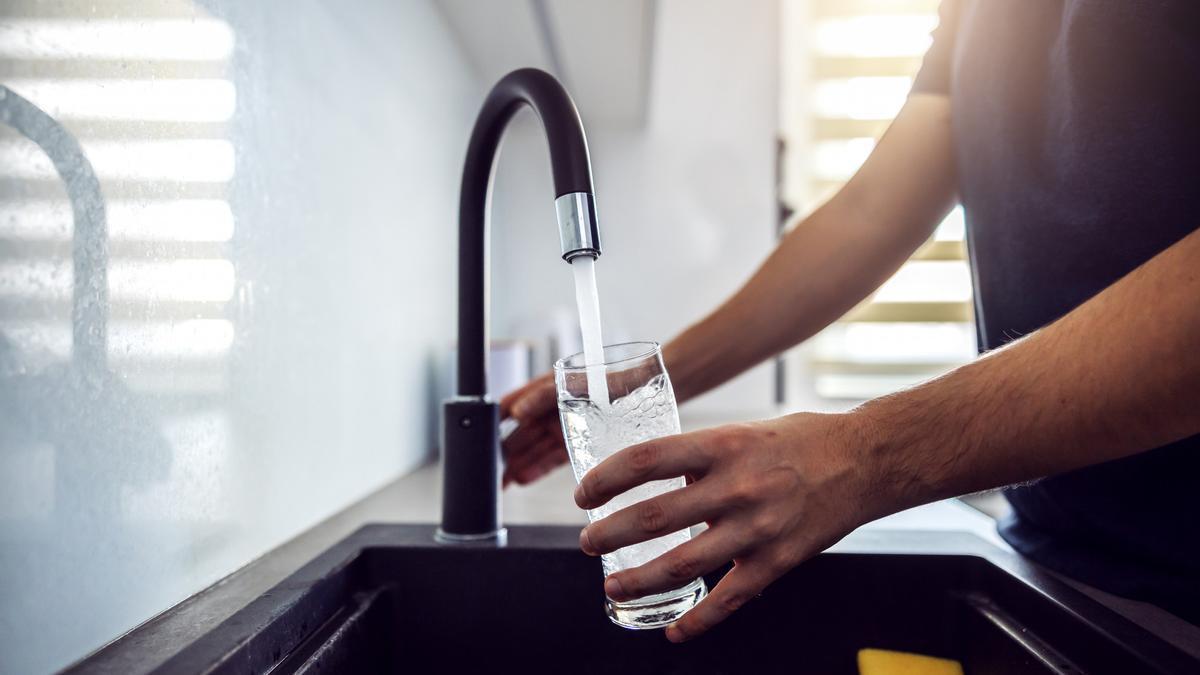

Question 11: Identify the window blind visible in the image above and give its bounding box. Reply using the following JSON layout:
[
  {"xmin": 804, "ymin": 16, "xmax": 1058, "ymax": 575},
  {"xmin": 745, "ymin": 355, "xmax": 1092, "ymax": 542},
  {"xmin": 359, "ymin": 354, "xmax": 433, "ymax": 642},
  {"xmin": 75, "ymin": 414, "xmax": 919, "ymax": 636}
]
[{"xmin": 781, "ymin": 0, "xmax": 974, "ymax": 401}]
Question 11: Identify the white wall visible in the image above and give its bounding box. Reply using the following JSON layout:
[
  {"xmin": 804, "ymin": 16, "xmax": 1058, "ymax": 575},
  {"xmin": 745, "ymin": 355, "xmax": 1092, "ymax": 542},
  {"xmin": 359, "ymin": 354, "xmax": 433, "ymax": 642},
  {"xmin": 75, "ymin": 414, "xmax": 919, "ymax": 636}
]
[
  {"xmin": 490, "ymin": 0, "xmax": 781, "ymax": 421},
  {"xmin": 0, "ymin": 2, "xmax": 478, "ymax": 672}
]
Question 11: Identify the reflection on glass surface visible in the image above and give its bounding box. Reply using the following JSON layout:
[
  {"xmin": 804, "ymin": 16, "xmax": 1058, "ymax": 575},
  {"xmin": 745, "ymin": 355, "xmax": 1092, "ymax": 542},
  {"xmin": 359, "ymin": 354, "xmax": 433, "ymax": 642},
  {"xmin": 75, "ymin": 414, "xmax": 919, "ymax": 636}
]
[
  {"xmin": 1, "ymin": 3, "xmax": 237, "ymax": 672},
  {"xmin": 0, "ymin": 138, "xmax": 237, "ymax": 181},
  {"xmin": 1, "ymin": 1, "xmax": 472, "ymax": 671},
  {"xmin": 0, "ymin": 79, "xmax": 237, "ymax": 122},
  {"xmin": 0, "ymin": 198, "xmax": 236, "ymax": 241},
  {"xmin": 0, "ymin": 18, "xmax": 235, "ymax": 61}
]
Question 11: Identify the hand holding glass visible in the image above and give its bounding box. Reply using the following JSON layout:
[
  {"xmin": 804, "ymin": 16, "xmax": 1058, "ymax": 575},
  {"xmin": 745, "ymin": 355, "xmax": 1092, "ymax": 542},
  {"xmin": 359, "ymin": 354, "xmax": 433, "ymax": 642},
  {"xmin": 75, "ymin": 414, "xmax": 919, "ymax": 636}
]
[{"xmin": 554, "ymin": 341, "xmax": 707, "ymax": 629}]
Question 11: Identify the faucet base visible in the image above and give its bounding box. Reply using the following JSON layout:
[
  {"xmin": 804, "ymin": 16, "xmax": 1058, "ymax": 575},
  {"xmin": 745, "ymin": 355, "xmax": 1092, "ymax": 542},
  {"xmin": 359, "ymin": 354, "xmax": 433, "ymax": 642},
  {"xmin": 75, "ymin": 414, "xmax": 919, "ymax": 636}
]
[
  {"xmin": 433, "ymin": 527, "xmax": 509, "ymax": 546},
  {"xmin": 440, "ymin": 397, "xmax": 503, "ymax": 539}
]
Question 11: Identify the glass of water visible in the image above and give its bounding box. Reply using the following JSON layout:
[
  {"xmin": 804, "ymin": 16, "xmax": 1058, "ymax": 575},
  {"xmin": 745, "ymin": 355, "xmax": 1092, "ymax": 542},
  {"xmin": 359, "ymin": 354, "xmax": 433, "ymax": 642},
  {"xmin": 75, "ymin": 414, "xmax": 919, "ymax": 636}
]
[{"xmin": 553, "ymin": 341, "xmax": 707, "ymax": 629}]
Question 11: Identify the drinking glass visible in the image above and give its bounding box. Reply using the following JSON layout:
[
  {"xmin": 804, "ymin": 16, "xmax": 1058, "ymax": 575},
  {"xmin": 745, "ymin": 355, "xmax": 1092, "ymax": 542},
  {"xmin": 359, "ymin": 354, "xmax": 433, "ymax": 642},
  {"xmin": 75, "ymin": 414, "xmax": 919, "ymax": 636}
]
[{"xmin": 554, "ymin": 341, "xmax": 707, "ymax": 629}]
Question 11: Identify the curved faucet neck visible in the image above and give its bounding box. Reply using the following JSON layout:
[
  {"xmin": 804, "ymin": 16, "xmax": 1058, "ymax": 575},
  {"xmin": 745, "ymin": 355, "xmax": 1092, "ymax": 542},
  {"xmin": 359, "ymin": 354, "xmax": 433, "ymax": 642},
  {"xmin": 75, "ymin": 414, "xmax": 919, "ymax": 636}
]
[
  {"xmin": 440, "ymin": 69, "xmax": 600, "ymax": 542},
  {"xmin": 456, "ymin": 68, "xmax": 599, "ymax": 397}
]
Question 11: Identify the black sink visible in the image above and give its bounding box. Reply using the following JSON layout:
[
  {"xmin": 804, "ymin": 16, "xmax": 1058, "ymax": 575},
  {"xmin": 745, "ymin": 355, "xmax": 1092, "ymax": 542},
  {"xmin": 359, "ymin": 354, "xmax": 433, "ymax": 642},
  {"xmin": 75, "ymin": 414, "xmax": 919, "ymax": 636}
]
[{"xmin": 69, "ymin": 525, "xmax": 1197, "ymax": 674}]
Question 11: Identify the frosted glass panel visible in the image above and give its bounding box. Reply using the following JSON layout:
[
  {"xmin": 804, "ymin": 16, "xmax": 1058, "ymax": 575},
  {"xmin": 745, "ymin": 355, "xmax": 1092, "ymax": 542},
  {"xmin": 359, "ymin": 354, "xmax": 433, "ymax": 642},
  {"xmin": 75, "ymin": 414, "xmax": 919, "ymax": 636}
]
[{"xmin": 0, "ymin": 2, "xmax": 477, "ymax": 672}]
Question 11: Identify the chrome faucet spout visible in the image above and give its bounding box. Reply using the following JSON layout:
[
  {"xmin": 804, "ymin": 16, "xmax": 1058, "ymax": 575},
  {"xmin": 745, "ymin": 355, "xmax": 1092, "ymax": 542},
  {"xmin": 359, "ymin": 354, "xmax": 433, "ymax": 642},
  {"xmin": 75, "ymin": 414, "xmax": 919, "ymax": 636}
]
[{"xmin": 556, "ymin": 192, "xmax": 601, "ymax": 262}]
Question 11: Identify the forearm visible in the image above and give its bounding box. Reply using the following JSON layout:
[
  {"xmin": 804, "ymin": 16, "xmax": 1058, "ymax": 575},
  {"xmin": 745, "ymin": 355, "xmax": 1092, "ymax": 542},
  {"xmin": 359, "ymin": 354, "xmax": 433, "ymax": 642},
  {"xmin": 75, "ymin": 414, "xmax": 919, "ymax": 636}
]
[
  {"xmin": 857, "ymin": 227, "xmax": 1200, "ymax": 516},
  {"xmin": 667, "ymin": 94, "xmax": 958, "ymax": 403}
]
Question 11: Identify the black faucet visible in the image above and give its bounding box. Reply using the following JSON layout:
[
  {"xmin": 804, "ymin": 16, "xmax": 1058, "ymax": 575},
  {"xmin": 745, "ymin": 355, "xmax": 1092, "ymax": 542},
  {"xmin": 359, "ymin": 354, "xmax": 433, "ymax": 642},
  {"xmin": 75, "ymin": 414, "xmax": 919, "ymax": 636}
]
[{"xmin": 438, "ymin": 69, "xmax": 601, "ymax": 543}]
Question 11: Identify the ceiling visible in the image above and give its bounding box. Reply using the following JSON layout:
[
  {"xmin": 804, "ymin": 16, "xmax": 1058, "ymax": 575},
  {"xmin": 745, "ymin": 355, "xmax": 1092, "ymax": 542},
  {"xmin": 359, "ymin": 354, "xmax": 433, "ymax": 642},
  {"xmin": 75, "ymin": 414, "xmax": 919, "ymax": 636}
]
[{"xmin": 436, "ymin": 0, "xmax": 656, "ymax": 127}]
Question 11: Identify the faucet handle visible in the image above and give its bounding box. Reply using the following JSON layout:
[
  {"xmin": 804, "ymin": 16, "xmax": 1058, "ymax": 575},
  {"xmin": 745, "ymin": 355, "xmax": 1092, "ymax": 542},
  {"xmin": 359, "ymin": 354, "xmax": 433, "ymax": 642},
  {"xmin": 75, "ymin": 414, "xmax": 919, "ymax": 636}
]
[
  {"xmin": 556, "ymin": 192, "xmax": 601, "ymax": 262},
  {"xmin": 437, "ymin": 396, "xmax": 507, "ymax": 545}
]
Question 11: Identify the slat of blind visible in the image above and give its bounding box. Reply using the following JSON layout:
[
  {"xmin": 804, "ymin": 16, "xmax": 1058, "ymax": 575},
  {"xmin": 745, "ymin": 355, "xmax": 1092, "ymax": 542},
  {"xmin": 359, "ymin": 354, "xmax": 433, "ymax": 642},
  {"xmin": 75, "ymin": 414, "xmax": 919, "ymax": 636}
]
[
  {"xmin": 0, "ymin": 60, "xmax": 227, "ymax": 79},
  {"xmin": 810, "ymin": 179, "xmax": 847, "ymax": 200},
  {"xmin": 812, "ymin": 0, "xmax": 940, "ymax": 17},
  {"xmin": 810, "ymin": 359, "xmax": 964, "ymax": 375},
  {"xmin": 2, "ymin": 120, "xmax": 231, "ymax": 141},
  {"xmin": 844, "ymin": 302, "xmax": 973, "ymax": 323},
  {"xmin": 814, "ymin": 373, "xmax": 933, "ymax": 400},
  {"xmin": 0, "ymin": 1, "xmax": 202, "ymax": 18},
  {"xmin": 0, "ymin": 240, "xmax": 229, "ymax": 259},
  {"xmin": 812, "ymin": 118, "xmax": 891, "ymax": 140},
  {"xmin": 0, "ymin": 299, "xmax": 229, "ymax": 320},
  {"xmin": 812, "ymin": 56, "xmax": 924, "ymax": 79},
  {"xmin": 912, "ymin": 239, "xmax": 965, "ymax": 261},
  {"xmin": 0, "ymin": 180, "xmax": 229, "ymax": 199}
]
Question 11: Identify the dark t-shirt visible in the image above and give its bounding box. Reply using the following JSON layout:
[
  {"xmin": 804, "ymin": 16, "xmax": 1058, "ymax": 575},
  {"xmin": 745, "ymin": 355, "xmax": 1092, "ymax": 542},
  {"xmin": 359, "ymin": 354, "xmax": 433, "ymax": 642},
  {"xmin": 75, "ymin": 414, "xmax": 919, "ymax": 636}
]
[{"xmin": 913, "ymin": 0, "xmax": 1200, "ymax": 623}]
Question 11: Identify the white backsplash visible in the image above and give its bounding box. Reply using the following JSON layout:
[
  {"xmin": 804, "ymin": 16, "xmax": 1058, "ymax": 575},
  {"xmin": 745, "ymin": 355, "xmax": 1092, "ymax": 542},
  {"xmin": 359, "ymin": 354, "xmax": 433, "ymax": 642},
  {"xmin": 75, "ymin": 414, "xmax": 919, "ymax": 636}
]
[{"xmin": 0, "ymin": 1, "xmax": 478, "ymax": 672}]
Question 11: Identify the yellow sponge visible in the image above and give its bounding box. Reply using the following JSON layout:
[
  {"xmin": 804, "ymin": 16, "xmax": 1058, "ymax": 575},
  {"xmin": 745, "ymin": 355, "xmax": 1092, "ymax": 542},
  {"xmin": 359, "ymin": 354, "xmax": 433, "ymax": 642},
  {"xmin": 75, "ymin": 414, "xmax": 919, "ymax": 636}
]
[{"xmin": 857, "ymin": 648, "xmax": 964, "ymax": 675}]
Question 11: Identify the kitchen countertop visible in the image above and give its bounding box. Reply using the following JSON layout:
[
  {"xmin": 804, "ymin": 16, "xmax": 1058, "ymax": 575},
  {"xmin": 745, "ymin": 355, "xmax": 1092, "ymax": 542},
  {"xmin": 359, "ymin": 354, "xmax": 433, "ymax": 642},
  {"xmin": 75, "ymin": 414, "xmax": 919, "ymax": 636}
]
[
  {"xmin": 401, "ymin": 462, "xmax": 1009, "ymax": 542},
  {"xmin": 70, "ymin": 461, "xmax": 1200, "ymax": 672}
]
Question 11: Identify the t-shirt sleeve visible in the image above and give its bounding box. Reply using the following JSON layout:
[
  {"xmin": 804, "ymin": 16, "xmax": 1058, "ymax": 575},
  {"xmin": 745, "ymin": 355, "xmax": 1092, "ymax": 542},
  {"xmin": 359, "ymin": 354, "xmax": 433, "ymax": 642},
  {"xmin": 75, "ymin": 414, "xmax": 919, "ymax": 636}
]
[{"xmin": 911, "ymin": 0, "xmax": 961, "ymax": 95}]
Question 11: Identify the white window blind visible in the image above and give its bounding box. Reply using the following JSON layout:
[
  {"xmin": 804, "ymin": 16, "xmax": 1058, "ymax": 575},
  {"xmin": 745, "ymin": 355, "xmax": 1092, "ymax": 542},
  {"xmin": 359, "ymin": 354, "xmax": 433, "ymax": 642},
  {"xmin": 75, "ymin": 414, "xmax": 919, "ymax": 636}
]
[{"xmin": 781, "ymin": 0, "xmax": 974, "ymax": 401}]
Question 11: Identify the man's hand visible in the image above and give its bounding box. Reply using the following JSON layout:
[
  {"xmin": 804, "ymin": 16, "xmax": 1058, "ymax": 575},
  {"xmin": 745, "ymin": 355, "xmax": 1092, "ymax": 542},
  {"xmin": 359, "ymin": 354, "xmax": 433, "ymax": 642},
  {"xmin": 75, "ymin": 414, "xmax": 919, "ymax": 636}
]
[
  {"xmin": 499, "ymin": 373, "xmax": 568, "ymax": 486},
  {"xmin": 574, "ymin": 224, "xmax": 1200, "ymax": 642},
  {"xmin": 574, "ymin": 413, "xmax": 881, "ymax": 643}
]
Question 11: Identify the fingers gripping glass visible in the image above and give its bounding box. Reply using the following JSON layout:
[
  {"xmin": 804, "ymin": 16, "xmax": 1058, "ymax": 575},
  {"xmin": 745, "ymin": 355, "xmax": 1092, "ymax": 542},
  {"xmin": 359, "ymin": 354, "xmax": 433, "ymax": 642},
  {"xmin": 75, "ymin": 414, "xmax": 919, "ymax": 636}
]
[{"xmin": 554, "ymin": 342, "xmax": 706, "ymax": 629}]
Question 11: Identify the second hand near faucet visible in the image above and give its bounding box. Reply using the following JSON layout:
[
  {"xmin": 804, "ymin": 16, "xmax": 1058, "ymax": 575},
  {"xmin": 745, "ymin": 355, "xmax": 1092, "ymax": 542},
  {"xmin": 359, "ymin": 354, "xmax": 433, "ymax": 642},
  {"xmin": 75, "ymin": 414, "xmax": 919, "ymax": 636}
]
[{"xmin": 438, "ymin": 68, "xmax": 602, "ymax": 544}]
